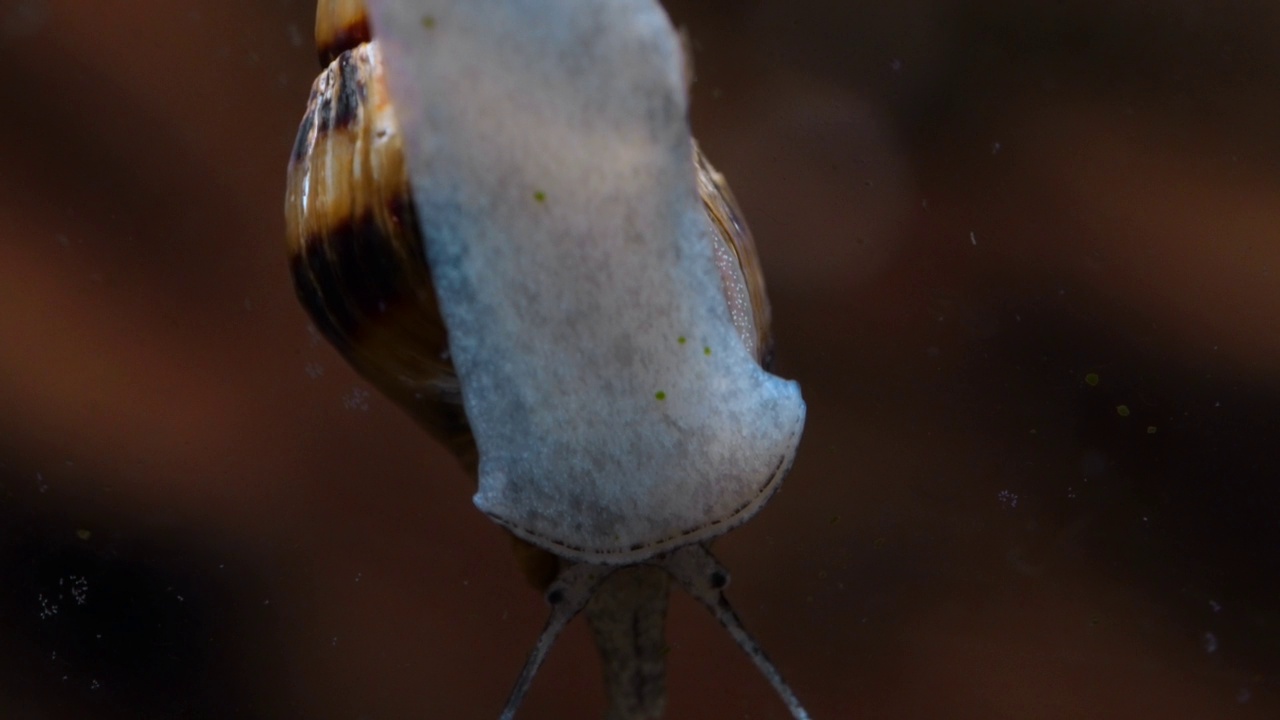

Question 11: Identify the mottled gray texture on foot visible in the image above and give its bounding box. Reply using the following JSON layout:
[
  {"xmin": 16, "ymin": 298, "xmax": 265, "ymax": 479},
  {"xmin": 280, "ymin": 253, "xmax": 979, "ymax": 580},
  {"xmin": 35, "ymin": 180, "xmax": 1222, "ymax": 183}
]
[{"xmin": 586, "ymin": 565, "xmax": 671, "ymax": 720}]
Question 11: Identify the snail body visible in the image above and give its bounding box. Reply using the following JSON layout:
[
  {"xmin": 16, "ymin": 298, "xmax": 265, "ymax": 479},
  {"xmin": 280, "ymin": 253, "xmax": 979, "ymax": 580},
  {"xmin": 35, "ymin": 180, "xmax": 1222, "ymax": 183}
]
[{"xmin": 285, "ymin": 1, "xmax": 809, "ymax": 718}]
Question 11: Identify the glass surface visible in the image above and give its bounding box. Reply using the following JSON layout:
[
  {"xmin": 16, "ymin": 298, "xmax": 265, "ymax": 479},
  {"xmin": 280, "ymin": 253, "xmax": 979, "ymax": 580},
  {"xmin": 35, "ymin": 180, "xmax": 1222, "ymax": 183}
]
[{"xmin": 1, "ymin": 0, "xmax": 1276, "ymax": 717}]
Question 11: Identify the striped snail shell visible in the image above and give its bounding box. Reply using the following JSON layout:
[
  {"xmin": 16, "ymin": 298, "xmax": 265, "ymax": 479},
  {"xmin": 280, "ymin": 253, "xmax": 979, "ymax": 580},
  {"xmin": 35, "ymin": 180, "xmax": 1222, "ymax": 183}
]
[
  {"xmin": 285, "ymin": 0, "xmax": 776, "ymax": 476},
  {"xmin": 285, "ymin": 1, "xmax": 799, "ymax": 718}
]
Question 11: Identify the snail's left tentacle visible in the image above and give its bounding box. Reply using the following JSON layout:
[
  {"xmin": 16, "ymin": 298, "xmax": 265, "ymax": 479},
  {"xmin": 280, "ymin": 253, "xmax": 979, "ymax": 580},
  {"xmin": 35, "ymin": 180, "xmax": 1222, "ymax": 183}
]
[{"xmin": 499, "ymin": 562, "xmax": 616, "ymax": 720}]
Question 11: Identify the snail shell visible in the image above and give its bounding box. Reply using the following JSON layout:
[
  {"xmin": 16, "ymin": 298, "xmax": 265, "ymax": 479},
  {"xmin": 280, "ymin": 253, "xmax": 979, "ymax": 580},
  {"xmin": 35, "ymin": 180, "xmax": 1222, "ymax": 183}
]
[
  {"xmin": 287, "ymin": 0, "xmax": 777, "ymax": 595},
  {"xmin": 287, "ymin": 3, "xmax": 776, "ymax": 496},
  {"xmin": 286, "ymin": 1, "xmax": 775, "ymax": 466}
]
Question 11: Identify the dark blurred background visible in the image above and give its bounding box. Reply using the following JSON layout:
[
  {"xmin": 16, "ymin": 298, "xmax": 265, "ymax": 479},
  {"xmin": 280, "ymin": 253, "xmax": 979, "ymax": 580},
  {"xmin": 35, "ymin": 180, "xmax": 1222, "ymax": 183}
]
[{"xmin": 1, "ymin": 0, "xmax": 1278, "ymax": 717}]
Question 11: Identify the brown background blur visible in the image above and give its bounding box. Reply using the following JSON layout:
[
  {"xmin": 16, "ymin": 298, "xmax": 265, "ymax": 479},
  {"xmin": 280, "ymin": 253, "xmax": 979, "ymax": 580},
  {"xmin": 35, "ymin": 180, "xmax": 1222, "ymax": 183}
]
[{"xmin": 1, "ymin": 0, "xmax": 1278, "ymax": 718}]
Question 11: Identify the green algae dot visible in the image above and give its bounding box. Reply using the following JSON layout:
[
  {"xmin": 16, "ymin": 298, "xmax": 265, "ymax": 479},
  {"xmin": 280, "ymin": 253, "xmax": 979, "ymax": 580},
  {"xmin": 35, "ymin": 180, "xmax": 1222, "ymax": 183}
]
[
  {"xmin": 677, "ymin": 336, "xmax": 686, "ymax": 345},
  {"xmin": 1085, "ymin": 373, "xmax": 1100, "ymax": 386},
  {"xmin": 75, "ymin": 528, "xmax": 92, "ymax": 541},
  {"xmin": 421, "ymin": 15, "xmax": 436, "ymax": 29},
  {"xmin": 703, "ymin": 346, "xmax": 712, "ymax": 356},
  {"xmin": 1116, "ymin": 404, "xmax": 1130, "ymax": 417},
  {"xmin": 1147, "ymin": 425, "xmax": 1158, "ymax": 434},
  {"xmin": 533, "ymin": 190, "xmax": 547, "ymax": 203},
  {"xmin": 654, "ymin": 391, "xmax": 666, "ymax": 401}
]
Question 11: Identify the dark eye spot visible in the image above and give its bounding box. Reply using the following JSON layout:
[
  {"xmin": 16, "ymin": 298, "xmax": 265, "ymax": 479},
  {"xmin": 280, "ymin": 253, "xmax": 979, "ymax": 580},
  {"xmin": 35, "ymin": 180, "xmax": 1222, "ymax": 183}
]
[
  {"xmin": 709, "ymin": 571, "xmax": 728, "ymax": 589},
  {"xmin": 546, "ymin": 589, "xmax": 565, "ymax": 605}
]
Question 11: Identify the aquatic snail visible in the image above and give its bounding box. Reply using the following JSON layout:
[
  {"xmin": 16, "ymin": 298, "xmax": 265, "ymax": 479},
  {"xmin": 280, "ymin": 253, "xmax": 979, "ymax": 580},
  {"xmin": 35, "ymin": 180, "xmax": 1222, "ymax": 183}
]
[{"xmin": 285, "ymin": 1, "xmax": 810, "ymax": 718}]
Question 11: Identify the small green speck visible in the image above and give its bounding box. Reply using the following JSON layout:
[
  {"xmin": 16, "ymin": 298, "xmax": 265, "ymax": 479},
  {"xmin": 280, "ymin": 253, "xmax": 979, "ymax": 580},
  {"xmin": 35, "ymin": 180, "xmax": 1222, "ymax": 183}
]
[
  {"xmin": 1085, "ymin": 372, "xmax": 1100, "ymax": 386},
  {"xmin": 421, "ymin": 15, "xmax": 436, "ymax": 29},
  {"xmin": 703, "ymin": 346, "xmax": 712, "ymax": 356},
  {"xmin": 533, "ymin": 190, "xmax": 546, "ymax": 203},
  {"xmin": 677, "ymin": 336, "xmax": 686, "ymax": 345},
  {"xmin": 654, "ymin": 390, "xmax": 666, "ymax": 401},
  {"xmin": 75, "ymin": 528, "xmax": 91, "ymax": 541},
  {"xmin": 1147, "ymin": 425, "xmax": 1158, "ymax": 434},
  {"xmin": 1116, "ymin": 404, "xmax": 1130, "ymax": 417}
]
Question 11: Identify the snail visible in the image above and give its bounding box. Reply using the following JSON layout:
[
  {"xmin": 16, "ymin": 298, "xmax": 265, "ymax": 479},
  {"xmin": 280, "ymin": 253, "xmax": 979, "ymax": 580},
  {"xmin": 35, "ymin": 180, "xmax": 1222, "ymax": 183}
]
[{"xmin": 285, "ymin": 1, "xmax": 810, "ymax": 719}]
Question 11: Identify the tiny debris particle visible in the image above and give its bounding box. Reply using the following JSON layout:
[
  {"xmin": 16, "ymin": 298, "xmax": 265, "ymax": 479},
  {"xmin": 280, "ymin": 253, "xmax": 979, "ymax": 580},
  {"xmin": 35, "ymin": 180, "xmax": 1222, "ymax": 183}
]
[
  {"xmin": 1202, "ymin": 631, "xmax": 1219, "ymax": 654},
  {"xmin": 421, "ymin": 15, "xmax": 436, "ymax": 29},
  {"xmin": 1085, "ymin": 372, "xmax": 1100, "ymax": 386},
  {"xmin": 1116, "ymin": 404, "xmax": 1130, "ymax": 417},
  {"xmin": 654, "ymin": 391, "xmax": 666, "ymax": 401},
  {"xmin": 1146, "ymin": 425, "xmax": 1157, "ymax": 434},
  {"xmin": 343, "ymin": 387, "xmax": 371, "ymax": 411},
  {"xmin": 75, "ymin": 529, "xmax": 91, "ymax": 541},
  {"xmin": 997, "ymin": 489, "xmax": 1019, "ymax": 509}
]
